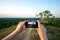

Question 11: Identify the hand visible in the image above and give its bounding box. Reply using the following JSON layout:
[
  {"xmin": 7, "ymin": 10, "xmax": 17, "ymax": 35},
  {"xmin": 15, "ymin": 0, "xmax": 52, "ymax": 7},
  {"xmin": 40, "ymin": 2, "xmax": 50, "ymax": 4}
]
[
  {"xmin": 2, "ymin": 21, "xmax": 27, "ymax": 40},
  {"xmin": 15, "ymin": 21, "xmax": 27, "ymax": 33},
  {"xmin": 36, "ymin": 20, "xmax": 48, "ymax": 40}
]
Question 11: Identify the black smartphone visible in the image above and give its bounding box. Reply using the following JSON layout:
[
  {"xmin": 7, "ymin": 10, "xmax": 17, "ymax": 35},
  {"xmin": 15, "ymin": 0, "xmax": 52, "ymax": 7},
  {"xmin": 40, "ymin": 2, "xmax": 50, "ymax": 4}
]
[{"xmin": 25, "ymin": 22, "xmax": 38, "ymax": 28}]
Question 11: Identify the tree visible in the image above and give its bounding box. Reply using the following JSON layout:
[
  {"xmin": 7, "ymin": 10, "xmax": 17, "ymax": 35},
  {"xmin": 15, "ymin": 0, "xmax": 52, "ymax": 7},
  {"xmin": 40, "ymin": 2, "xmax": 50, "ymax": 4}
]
[
  {"xmin": 36, "ymin": 10, "xmax": 55, "ymax": 25},
  {"xmin": 36, "ymin": 10, "xmax": 53, "ymax": 21},
  {"xmin": 36, "ymin": 12, "xmax": 43, "ymax": 20},
  {"xmin": 52, "ymin": 16, "xmax": 55, "ymax": 20},
  {"xmin": 43, "ymin": 10, "xmax": 50, "ymax": 19},
  {"xmin": 39, "ymin": 12, "xmax": 43, "ymax": 20},
  {"xmin": 36, "ymin": 14, "xmax": 39, "ymax": 17}
]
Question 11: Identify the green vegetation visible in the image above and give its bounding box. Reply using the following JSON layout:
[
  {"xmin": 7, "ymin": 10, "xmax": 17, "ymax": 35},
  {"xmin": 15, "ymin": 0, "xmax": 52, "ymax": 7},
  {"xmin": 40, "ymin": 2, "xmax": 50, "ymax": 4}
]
[
  {"xmin": 0, "ymin": 17, "xmax": 60, "ymax": 40},
  {"xmin": 30, "ymin": 10, "xmax": 60, "ymax": 40},
  {"xmin": 36, "ymin": 10, "xmax": 60, "ymax": 27},
  {"xmin": 30, "ymin": 26, "xmax": 60, "ymax": 40},
  {"xmin": 0, "ymin": 25, "xmax": 16, "ymax": 39},
  {"xmin": 36, "ymin": 10, "xmax": 55, "ymax": 26},
  {"xmin": 0, "ymin": 18, "xmax": 39, "ymax": 40},
  {"xmin": 0, "ymin": 18, "xmax": 39, "ymax": 29},
  {"xmin": 36, "ymin": 10, "xmax": 53, "ymax": 20},
  {"xmin": 30, "ymin": 29, "xmax": 40, "ymax": 40},
  {"xmin": 47, "ymin": 26, "xmax": 60, "ymax": 40}
]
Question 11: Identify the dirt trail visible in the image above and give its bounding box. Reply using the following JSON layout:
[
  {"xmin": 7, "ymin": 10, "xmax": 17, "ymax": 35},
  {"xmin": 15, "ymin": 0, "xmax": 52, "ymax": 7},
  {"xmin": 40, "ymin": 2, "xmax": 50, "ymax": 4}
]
[{"xmin": 12, "ymin": 28, "xmax": 32, "ymax": 40}]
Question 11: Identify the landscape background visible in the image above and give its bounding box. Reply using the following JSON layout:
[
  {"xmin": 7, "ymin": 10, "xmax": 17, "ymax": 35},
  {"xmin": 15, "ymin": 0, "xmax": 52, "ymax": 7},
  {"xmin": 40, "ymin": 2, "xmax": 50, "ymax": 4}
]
[{"xmin": 0, "ymin": 0, "xmax": 60, "ymax": 40}]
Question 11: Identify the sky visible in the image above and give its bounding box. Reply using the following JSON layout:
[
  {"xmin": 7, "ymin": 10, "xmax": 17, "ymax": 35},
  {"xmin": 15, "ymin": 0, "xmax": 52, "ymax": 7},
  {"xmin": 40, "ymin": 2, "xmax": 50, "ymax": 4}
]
[{"xmin": 0, "ymin": 0, "xmax": 60, "ymax": 18}]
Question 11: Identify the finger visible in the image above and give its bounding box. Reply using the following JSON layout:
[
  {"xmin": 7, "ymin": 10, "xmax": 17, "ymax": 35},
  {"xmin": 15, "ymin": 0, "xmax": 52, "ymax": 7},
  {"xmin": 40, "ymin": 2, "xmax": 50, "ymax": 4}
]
[
  {"xmin": 18, "ymin": 20, "xmax": 27, "ymax": 25},
  {"xmin": 23, "ymin": 20, "xmax": 28, "ymax": 24},
  {"xmin": 37, "ymin": 20, "xmax": 41, "ymax": 28},
  {"xmin": 22, "ymin": 20, "xmax": 28, "ymax": 24},
  {"xmin": 36, "ymin": 20, "xmax": 40, "ymax": 30},
  {"xmin": 20, "ymin": 20, "xmax": 28, "ymax": 27},
  {"xmin": 37, "ymin": 20, "xmax": 40, "ymax": 22}
]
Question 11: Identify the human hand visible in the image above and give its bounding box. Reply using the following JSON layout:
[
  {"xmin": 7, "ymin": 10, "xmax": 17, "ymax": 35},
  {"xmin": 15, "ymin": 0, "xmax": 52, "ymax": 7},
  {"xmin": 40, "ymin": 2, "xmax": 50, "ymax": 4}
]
[
  {"xmin": 2, "ymin": 21, "xmax": 27, "ymax": 40},
  {"xmin": 15, "ymin": 21, "xmax": 27, "ymax": 33},
  {"xmin": 36, "ymin": 20, "xmax": 48, "ymax": 40}
]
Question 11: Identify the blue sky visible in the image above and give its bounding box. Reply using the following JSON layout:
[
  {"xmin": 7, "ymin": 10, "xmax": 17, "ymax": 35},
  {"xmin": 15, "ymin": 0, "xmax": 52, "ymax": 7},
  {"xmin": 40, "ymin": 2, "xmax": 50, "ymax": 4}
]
[{"xmin": 0, "ymin": 0, "xmax": 60, "ymax": 18}]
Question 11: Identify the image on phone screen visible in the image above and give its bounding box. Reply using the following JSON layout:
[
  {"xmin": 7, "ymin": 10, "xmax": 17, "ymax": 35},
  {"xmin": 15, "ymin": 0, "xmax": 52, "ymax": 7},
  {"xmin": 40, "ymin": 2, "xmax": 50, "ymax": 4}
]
[{"xmin": 25, "ymin": 22, "xmax": 38, "ymax": 28}]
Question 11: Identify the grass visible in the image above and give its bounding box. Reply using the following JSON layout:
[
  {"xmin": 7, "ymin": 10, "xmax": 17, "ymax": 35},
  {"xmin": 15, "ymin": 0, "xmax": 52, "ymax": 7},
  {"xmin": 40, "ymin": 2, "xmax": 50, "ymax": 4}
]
[
  {"xmin": 47, "ymin": 26, "xmax": 60, "ymax": 40},
  {"xmin": 0, "ymin": 25, "xmax": 16, "ymax": 40},
  {"xmin": 30, "ymin": 28, "xmax": 40, "ymax": 40},
  {"xmin": 0, "ymin": 25, "xmax": 60, "ymax": 40},
  {"xmin": 30, "ymin": 26, "xmax": 60, "ymax": 40}
]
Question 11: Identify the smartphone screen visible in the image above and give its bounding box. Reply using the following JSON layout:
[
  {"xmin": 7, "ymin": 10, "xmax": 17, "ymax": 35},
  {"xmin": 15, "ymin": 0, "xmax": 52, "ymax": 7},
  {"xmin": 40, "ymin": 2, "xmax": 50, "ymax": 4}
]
[{"xmin": 25, "ymin": 22, "xmax": 38, "ymax": 28}]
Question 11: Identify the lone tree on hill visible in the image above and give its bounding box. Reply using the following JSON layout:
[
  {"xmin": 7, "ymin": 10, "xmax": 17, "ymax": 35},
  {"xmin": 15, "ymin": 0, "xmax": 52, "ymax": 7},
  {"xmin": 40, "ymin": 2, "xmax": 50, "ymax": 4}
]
[{"xmin": 36, "ymin": 10, "xmax": 53, "ymax": 21}]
